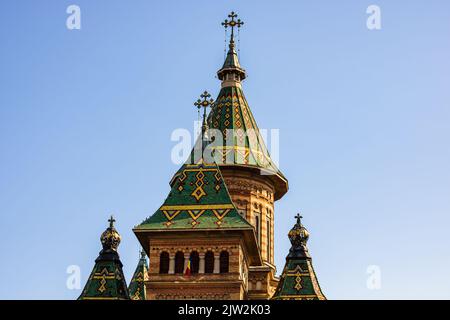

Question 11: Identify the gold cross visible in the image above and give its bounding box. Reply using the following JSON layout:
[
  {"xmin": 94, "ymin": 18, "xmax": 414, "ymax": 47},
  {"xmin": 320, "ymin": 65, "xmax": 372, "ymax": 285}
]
[
  {"xmin": 194, "ymin": 91, "xmax": 215, "ymax": 121},
  {"xmin": 222, "ymin": 11, "xmax": 244, "ymax": 41}
]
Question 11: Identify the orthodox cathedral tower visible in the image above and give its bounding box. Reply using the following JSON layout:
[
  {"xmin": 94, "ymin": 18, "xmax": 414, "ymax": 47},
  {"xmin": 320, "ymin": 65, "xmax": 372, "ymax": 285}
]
[
  {"xmin": 202, "ymin": 12, "xmax": 289, "ymax": 298},
  {"xmin": 133, "ymin": 11, "xmax": 287, "ymax": 300},
  {"xmin": 79, "ymin": 12, "xmax": 325, "ymax": 301}
]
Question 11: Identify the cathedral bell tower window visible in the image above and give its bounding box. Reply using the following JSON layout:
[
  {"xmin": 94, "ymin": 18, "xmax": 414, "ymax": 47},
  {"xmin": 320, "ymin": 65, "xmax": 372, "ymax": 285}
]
[
  {"xmin": 174, "ymin": 251, "xmax": 184, "ymax": 274},
  {"xmin": 159, "ymin": 251, "xmax": 169, "ymax": 274},
  {"xmin": 205, "ymin": 251, "xmax": 214, "ymax": 274},
  {"xmin": 267, "ymin": 218, "xmax": 271, "ymax": 261},
  {"xmin": 219, "ymin": 251, "xmax": 229, "ymax": 273},
  {"xmin": 190, "ymin": 251, "xmax": 200, "ymax": 274},
  {"xmin": 255, "ymin": 213, "xmax": 261, "ymax": 247}
]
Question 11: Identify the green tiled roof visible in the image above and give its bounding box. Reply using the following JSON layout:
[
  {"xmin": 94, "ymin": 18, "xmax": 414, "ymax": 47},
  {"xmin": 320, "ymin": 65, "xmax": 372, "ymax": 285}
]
[
  {"xmin": 184, "ymin": 86, "xmax": 286, "ymax": 178},
  {"xmin": 173, "ymin": 43, "xmax": 288, "ymax": 200},
  {"xmin": 272, "ymin": 258, "xmax": 326, "ymax": 300},
  {"xmin": 128, "ymin": 250, "xmax": 148, "ymax": 300},
  {"xmin": 135, "ymin": 161, "xmax": 253, "ymax": 230},
  {"xmin": 79, "ymin": 259, "xmax": 130, "ymax": 300},
  {"xmin": 209, "ymin": 86, "xmax": 282, "ymax": 171}
]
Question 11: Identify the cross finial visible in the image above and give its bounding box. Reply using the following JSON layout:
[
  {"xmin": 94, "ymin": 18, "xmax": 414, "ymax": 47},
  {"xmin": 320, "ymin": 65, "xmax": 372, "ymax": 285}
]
[
  {"xmin": 295, "ymin": 213, "xmax": 303, "ymax": 225},
  {"xmin": 194, "ymin": 91, "xmax": 214, "ymax": 112},
  {"xmin": 222, "ymin": 11, "xmax": 244, "ymax": 44},
  {"xmin": 194, "ymin": 91, "xmax": 215, "ymax": 138},
  {"xmin": 108, "ymin": 215, "xmax": 116, "ymax": 228}
]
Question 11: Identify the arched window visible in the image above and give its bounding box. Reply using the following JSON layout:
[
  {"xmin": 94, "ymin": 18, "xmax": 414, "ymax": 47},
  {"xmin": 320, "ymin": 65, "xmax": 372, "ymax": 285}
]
[
  {"xmin": 190, "ymin": 251, "xmax": 199, "ymax": 274},
  {"xmin": 267, "ymin": 218, "xmax": 271, "ymax": 262},
  {"xmin": 159, "ymin": 251, "xmax": 169, "ymax": 274},
  {"xmin": 254, "ymin": 213, "xmax": 261, "ymax": 247},
  {"xmin": 205, "ymin": 251, "xmax": 214, "ymax": 274},
  {"xmin": 219, "ymin": 251, "xmax": 229, "ymax": 273},
  {"xmin": 174, "ymin": 251, "xmax": 184, "ymax": 274}
]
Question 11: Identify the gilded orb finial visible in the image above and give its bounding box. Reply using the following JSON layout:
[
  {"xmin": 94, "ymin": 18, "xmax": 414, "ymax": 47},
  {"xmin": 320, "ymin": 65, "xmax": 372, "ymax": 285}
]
[
  {"xmin": 288, "ymin": 213, "xmax": 309, "ymax": 248},
  {"xmin": 100, "ymin": 215, "xmax": 121, "ymax": 252}
]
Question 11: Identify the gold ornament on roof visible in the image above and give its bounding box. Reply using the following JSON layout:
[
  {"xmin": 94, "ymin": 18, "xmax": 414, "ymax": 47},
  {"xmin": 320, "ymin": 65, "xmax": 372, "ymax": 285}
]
[
  {"xmin": 288, "ymin": 213, "xmax": 310, "ymax": 247},
  {"xmin": 100, "ymin": 215, "xmax": 121, "ymax": 251}
]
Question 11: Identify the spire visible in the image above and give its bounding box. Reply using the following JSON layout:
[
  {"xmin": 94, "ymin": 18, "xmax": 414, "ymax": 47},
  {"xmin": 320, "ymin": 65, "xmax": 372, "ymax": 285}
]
[
  {"xmin": 215, "ymin": 13, "xmax": 287, "ymax": 200},
  {"xmin": 78, "ymin": 216, "xmax": 130, "ymax": 300},
  {"xmin": 194, "ymin": 90, "xmax": 215, "ymax": 152},
  {"xmin": 272, "ymin": 214, "xmax": 326, "ymax": 300},
  {"xmin": 218, "ymin": 12, "xmax": 246, "ymax": 87},
  {"xmin": 128, "ymin": 249, "xmax": 149, "ymax": 300},
  {"xmin": 222, "ymin": 11, "xmax": 243, "ymax": 48}
]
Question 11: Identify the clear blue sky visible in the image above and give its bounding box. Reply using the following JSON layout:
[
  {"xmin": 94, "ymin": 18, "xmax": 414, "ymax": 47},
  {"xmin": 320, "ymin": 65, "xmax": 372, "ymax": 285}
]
[{"xmin": 1, "ymin": 0, "xmax": 449, "ymax": 299}]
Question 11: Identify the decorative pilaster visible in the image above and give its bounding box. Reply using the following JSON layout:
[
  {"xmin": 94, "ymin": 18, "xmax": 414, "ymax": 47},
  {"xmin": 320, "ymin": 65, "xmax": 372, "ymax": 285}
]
[
  {"xmin": 214, "ymin": 254, "xmax": 220, "ymax": 274},
  {"xmin": 199, "ymin": 253, "xmax": 205, "ymax": 274},
  {"xmin": 169, "ymin": 255, "xmax": 175, "ymax": 274},
  {"xmin": 184, "ymin": 256, "xmax": 189, "ymax": 273}
]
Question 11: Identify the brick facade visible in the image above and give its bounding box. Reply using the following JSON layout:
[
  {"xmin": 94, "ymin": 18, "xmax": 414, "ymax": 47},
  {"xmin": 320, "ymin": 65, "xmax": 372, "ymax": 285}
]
[{"xmin": 144, "ymin": 233, "xmax": 252, "ymax": 300}]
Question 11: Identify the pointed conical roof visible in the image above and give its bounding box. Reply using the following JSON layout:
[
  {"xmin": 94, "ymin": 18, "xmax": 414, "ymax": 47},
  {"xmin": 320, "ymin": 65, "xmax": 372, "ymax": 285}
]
[
  {"xmin": 217, "ymin": 40, "xmax": 246, "ymax": 81},
  {"xmin": 209, "ymin": 15, "xmax": 289, "ymax": 200},
  {"xmin": 170, "ymin": 13, "xmax": 288, "ymax": 200},
  {"xmin": 272, "ymin": 215, "xmax": 326, "ymax": 300},
  {"xmin": 171, "ymin": 39, "xmax": 288, "ymax": 200},
  {"xmin": 210, "ymin": 85, "xmax": 288, "ymax": 194},
  {"xmin": 135, "ymin": 160, "xmax": 253, "ymax": 231},
  {"xmin": 134, "ymin": 160, "xmax": 261, "ymax": 264},
  {"xmin": 128, "ymin": 250, "xmax": 148, "ymax": 300},
  {"xmin": 78, "ymin": 217, "xmax": 130, "ymax": 300}
]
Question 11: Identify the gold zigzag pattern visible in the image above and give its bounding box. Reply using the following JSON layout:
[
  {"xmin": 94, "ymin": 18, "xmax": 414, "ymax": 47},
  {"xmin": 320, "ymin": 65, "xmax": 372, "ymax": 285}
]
[{"xmin": 161, "ymin": 204, "xmax": 234, "ymax": 222}]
